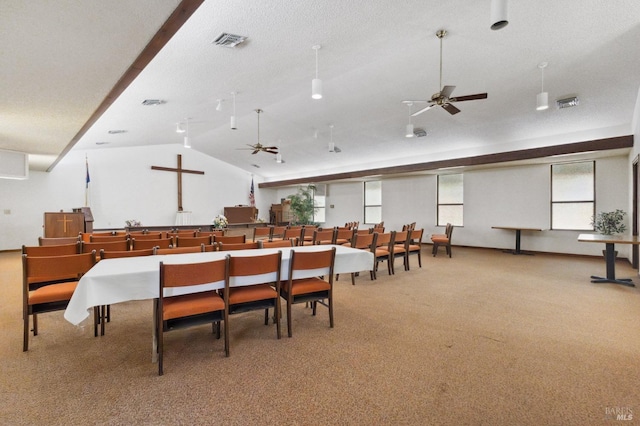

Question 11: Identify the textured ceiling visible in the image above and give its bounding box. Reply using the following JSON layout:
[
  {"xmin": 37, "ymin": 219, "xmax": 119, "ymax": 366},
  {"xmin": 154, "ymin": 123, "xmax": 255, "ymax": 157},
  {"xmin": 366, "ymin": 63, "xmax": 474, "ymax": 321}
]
[{"xmin": 3, "ymin": 0, "xmax": 640, "ymax": 180}]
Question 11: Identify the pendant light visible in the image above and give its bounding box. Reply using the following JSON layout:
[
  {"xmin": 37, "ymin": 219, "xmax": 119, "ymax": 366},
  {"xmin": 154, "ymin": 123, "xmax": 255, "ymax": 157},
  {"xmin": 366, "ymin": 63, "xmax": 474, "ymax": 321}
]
[
  {"xmin": 183, "ymin": 118, "xmax": 191, "ymax": 148},
  {"xmin": 230, "ymin": 92, "xmax": 237, "ymax": 129},
  {"xmin": 276, "ymin": 153, "xmax": 283, "ymax": 163},
  {"xmin": 536, "ymin": 62, "xmax": 549, "ymax": 111},
  {"xmin": 312, "ymin": 45, "xmax": 322, "ymax": 99},
  {"xmin": 405, "ymin": 102, "xmax": 414, "ymax": 138},
  {"xmin": 490, "ymin": 0, "xmax": 509, "ymax": 30}
]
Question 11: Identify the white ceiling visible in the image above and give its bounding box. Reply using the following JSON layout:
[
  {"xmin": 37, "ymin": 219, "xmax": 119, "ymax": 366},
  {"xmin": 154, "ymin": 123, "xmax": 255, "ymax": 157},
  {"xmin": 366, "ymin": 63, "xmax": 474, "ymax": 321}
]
[{"xmin": 3, "ymin": 0, "xmax": 640, "ymax": 182}]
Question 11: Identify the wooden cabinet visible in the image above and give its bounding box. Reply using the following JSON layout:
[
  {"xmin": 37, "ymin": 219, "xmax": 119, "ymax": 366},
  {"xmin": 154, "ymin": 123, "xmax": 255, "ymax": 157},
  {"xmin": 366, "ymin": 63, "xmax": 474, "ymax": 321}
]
[{"xmin": 223, "ymin": 206, "xmax": 258, "ymax": 224}]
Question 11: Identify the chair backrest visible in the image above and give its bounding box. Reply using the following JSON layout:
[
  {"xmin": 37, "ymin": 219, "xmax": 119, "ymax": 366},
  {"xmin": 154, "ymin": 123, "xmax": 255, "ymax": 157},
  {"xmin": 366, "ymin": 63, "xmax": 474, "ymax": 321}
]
[
  {"xmin": 409, "ymin": 228, "xmax": 424, "ymax": 245},
  {"xmin": 154, "ymin": 244, "xmax": 205, "ymax": 255},
  {"xmin": 375, "ymin": 232, "xmax": 395, "ymax": 248},
  {"xmin": 371, "ymin": 226, "xmax": 385, "ymax": 234},
  {"xmin": 334, "ymin": 228, "xmax": 354, "ymax": 244},
  {"xmin": 167, "ymin": 230, "xmax": 198, "ymax": 238},
  {"xmin": 160, "ymin": 256, "xmax": 229, "ymax": 294},
  {"xmin": 175, "ymin": 235, "xmax": 212, "ymax": 247},
  {"xmin": 38, "ymin": 236, "xmax": 80, "ymax": 246},
  {"xmin": 258, "ymin": 239, "xmax": 295, "ymax": 248},
  {"xmin": 252, "ymin": 227, "xmax": 272, "ymax": 241},
  {"xmin": 128, "ymin": 232, "xmax": 164, "ymax": 240},
  {"xmin": 446, "ymin": 223, "xmax": 454, "ymax": 239},
  {"xmin": 356, "ymin": 229, "xmax": 371, "ymax": 235},
  {"xmin": 287, "ymin": 246, "xmax": 336, "ymax": 282},
  {"xmin": 218, "ymin": 242, "xmax": 260, "ymax": 251},
  {"xmin": 90, "ymin": 234, "xmax": 129, "ymax": 242},
  {"xmin": 228, "ymin": 251, "xmax": 282, "ymax": 285},
  {"xmin": 82, "ymin": 240, "xmax": 130, "ymax": 254},
  {"xmin": 282, "ymin": 228, "xmax": 303, "ymax": 245},
  {"xmin": 23, "ymin": 243, "xmax": 80, "ymax": 256},
  {"xmin": 132, "ymin": 238, "xmax": 172, "ymax": 250},
  {"xmin": 351, "ymin": 232, "xmax": 377, "ymax": 251},
  {"xmin": 312, "ymin": 229, "xmax": 336, "ymax": 245},
  {"xmin": 100, "ymin": 248, "xmax": 155, "ymax": 259},
  {"xmin": 214, "ymin": 235, "xmax": 246, "ymax": 244},
  {"xmin": 270, "ymin": 226, "xmax": 287, "ymax": 240},
  {"xmin": 23, "ymin": 252, "xmax": 97, "ymax": 291},
  {"xmin": 394, "ymin": 230, "xmax": 409, "ymax": 245}
]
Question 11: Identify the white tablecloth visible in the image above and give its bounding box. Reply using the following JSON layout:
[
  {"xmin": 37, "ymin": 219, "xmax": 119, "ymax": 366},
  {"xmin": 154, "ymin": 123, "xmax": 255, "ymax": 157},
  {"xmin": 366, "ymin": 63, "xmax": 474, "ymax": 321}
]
[{"xmin": 64, "ymin": 245, "xmax": 373, "ymax": 326}]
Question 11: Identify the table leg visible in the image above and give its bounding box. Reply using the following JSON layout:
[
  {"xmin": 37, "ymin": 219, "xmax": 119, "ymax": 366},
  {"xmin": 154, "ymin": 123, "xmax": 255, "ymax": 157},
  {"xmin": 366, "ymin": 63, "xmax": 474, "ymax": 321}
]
[
  {"xmin": 152, "ymin": 299, "xmax": 158, "ymax": 363},
  {"xmin": 590, "ymin": 243, "xmax": 635, "ymax": 287},
  {"xmin": 502, "ymin": 229, "xmax": 533, "ymax": 255}
]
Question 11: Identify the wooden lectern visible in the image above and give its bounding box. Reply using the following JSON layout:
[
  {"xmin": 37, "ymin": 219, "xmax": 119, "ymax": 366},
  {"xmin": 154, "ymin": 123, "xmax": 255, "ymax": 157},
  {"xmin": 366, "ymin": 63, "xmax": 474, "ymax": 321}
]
[
  {"xmin": 223, "ymin": 206, "xmax": 258, "ymax": 224},
  {"xmin": 44, "ymin": 208, "xmax": 93, "ymax": 237}
]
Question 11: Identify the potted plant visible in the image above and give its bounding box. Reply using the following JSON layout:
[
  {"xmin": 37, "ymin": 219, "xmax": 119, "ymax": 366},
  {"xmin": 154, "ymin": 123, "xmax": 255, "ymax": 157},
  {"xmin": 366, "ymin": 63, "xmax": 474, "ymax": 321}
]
[
  {"xmin": 591, "ymin": 209, "xmax": 626, "ymax": 235},
  {"xmin": 286, "ymin": 184, "xmax": 317, "ymax": 225}
]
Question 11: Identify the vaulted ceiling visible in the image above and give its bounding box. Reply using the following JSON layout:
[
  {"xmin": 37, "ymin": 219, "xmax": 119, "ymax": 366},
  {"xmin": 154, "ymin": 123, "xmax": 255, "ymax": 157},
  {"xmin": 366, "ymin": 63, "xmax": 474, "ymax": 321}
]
[{"xmin": 3, "ymin": 0, "xmax": 639, "ymax": 183}]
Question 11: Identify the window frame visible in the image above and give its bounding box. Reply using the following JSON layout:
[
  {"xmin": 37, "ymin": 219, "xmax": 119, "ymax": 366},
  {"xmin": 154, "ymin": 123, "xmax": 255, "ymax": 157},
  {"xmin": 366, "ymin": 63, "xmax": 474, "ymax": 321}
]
[
  {"xmin": 363, "ymin": 180, "xmax": 382, "ymax": 225},
  {"xmin": 550, "ymin": 161, "xmax": 596, "ymax": 231},
  {"xmin": 436, "ymin": 174, "xmax": 464, "ymax": 227}
]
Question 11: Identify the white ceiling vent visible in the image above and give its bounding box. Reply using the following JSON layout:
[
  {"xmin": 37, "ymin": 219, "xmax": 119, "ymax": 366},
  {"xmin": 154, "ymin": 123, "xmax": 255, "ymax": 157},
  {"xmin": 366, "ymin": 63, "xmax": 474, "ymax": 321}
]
[
  {"xmin": 413, "ymin": 128, "xmax": 428, "ymax": 137},
  {"xmin": 556, "ymin": 97, "xmax": 579, "ymax": 109},
  {"xmin": 213, "ymin": 33, "xmax": 247, "ymax": 48},
  {"xmin": 141, "ymin": 99, "xmax": 166, "ymax": 106}
]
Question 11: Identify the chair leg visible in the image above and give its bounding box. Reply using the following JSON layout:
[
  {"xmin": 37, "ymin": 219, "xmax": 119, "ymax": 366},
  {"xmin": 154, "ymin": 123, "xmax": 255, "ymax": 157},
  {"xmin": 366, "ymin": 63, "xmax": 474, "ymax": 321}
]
[
  {"xmin": 329, "ymin": 295, "xmax": 334, "ymax": 328},
  {"xmin": 351, "ymin": 272, "xmax": 356, "ymax": 285},
  {"xmin": 418, "ymin": 251, "xmax": 422, "ymax": 267},
  {"xmin": 447, "ymin": 244, "xmax": 452, "ymax": 258},
  {"xmin": 33, "ymin": 313, "xmax": 38, "ymax": 335},
  {"xmin": 287, "ymin": 299, "xmax": 293, "ymax": 338},
  {"xmin": 275, "ymin": 300, "xmax": 281, "ymax": 339},
  {"xmin": 432, "ymin": 243, "xmax": 438, "ymax": 257},
  {"xmin": 264, "ymin": 308, "xmax": 269, "ymax": 325},
  {"xmin": 23, "ymin": 314, "xmax": 29, "ymax": 352},
  {"xmin": 93, "ymin": 306, "xmax": 99, "ymax": 337},
  {"xmin": 223, "ymin": 311, "xmax": 230, "ymax": 357}
]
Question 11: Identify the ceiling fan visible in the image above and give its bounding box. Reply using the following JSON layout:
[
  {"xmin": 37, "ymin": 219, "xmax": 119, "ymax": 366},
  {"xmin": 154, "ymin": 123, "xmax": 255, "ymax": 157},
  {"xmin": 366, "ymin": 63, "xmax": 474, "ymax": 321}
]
[
  {"xmin": 403, "ymin": 29, "xmax": 487, "ymax": 117},
  {"xmin": 237, "ymin": 109, "xmax": 279, "ymax": 155}
]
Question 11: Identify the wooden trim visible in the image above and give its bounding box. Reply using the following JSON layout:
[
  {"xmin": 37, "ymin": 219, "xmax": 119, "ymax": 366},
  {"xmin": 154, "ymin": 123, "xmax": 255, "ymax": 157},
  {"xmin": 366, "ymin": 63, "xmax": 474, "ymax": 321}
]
[
  {"xmin": 259, "ymin": 135, "xmax": 633, "ymax": 188},
  {"xmin": 47, "ymin": 0, "xmax": 205, "ymax": 172}
]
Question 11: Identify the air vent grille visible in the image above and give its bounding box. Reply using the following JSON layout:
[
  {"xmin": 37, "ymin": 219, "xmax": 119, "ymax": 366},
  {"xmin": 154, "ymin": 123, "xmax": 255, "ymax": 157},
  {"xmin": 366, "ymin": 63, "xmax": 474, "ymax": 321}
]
[
  {"xmin": 142, "ymin": 99, "xmax": 166, "ymax": 106},
  {"xmin": 414, "ymin": 128, "xmax": 428, "ymax": 137},
  {"xmin": 557, "ymin": 97, "xmax": 579, "ymax": 109},
  {"xmin": 213, "ymin": 33, "xmax": 247, "ymax": 48}
]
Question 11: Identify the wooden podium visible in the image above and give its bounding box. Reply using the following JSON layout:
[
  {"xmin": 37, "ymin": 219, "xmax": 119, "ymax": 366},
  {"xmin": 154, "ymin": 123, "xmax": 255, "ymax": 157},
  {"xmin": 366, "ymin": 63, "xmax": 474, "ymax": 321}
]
[
  {"xmin": 224, "ymin": 206, "xmax": 258, "ymax": 224},
  {"xmin": 44, "ymin": 208, "xmax": 93, "ymax": 237}
]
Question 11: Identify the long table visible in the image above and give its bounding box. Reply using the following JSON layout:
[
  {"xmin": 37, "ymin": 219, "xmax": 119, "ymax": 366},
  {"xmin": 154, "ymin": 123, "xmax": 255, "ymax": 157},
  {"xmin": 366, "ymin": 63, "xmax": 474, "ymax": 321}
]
[
  {"xmin": 64, "ymin": 245, "xmax": 373, "ymax": 360},
  {"xmin": 491, "ymin": 226, "xmax": 543, "ymax": 255}
]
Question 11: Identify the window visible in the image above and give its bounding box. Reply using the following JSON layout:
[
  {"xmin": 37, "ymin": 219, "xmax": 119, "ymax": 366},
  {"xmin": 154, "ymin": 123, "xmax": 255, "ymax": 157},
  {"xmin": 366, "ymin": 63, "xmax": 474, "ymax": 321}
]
[
  {"xmin": 364, "ymin": 181, "xmax": 382, "ymax": 224},
  {"xmin": 437, "ymin": 174, "xmax": 463, "ymax": 226},
  {"xmin": 551, "ymin": 161, "xmax": 594, "ymax": 230}
]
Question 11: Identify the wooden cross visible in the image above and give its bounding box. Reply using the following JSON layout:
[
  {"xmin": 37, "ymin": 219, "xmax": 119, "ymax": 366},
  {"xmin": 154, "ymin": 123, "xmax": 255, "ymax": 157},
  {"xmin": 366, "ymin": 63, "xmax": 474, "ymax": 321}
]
[
  {"xmin": 151, "ymin": 154, "xmax": 204, "ymax": 211},
  {"xmin": 57, "ymin": 215, "xmax": 73, "ymax": 233}
]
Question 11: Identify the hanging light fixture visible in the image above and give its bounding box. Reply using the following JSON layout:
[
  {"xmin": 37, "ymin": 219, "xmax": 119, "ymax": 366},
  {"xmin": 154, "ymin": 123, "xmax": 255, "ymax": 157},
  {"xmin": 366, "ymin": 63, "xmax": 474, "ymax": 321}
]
[
  {"xmin": 312, "ymin": 45, "xmax": 322, "ymax": 99},
  {"xmin": 230, "ymin": 92, "xmax": 237, "ymax": 129},
  {"xmin": 405, "ymin": 102, "xmax": 414, "ymax": 138},
  {"xmin": 490, "ymin": 0, "xmax": 509, "ymax": 30},
  {"xmin": 176, "ymin": 122, "xmax": 185, "ymax": 133},
  {"xmin": 536, "ymin": 62, "xmax": 549, "ymax": 111},
  {"xmin": 183, "ymin": 118, "xmax": 191, "ymax": 148},
  {"xmin": 276, "ymin": 153, "xmax": 283, "ymax": 163},
  {"xmin": 216, "ymin": 99, "xmax": 222, "ymax": 111}
]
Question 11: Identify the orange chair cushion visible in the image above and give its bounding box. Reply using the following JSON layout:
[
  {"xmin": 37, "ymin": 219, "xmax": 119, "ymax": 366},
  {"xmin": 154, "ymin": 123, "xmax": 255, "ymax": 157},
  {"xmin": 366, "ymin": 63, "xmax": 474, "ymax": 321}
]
[
  {"xmin": 408, "ymin": 244, "xmax": 421, "ymax": 251},
  {"xmin": 163, "ymin": 291, "xmax": 224, "ymax": 320},
  {"xmin": 431, "ymin": 237, "xmax": 449, "ymax": 244},
  {"xmin": 229, "ymin": 284, "xmax": 277, "ymax": 305},
  {"xmin": 29, "ymin": 281, "xmax": 77, "ymax": 305},
  {"xmin": 288, "ymin": 278, "xmax": 331, "ymax": 296},
  {"xmin": 393, "ymin": 245, "xmax": 407, "ymax": 253},
  {"xmin": 375, "ymin": 248, "xmax": 390, "ymax": 257}
]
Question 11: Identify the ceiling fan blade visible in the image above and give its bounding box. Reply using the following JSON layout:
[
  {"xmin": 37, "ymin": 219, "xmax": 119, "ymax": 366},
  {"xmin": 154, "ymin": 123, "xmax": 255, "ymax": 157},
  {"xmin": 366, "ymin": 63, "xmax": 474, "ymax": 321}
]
[
  {"xmin": 262, "ymin": 146, "xmax": 278, "ymax": 150},
  {"xmin": 450, "ymin": 93, "xmax": 488, "ymax": 102},
  {"xmin": 264, "ymin": 149, "xmax": 279, "ymax": 154},
  {"xmin": 440, "ymin": 85, "xmax": 456, "ymax": 99},
  {"xmin": 411, "ymin": 103, "xmax": 436, "ymax": 117},
  {"xmin": 442, "ymin": 103, "xmax": 461, "ymax": 115},
  {"xmin": 252, "ymin": 150, "xmax": 259, "ymax": 154}
]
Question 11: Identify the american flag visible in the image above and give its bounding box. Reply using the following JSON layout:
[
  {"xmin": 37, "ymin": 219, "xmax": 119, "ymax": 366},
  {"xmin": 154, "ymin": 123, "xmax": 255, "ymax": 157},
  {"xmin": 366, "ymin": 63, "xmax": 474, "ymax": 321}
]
[{"xmin": 249, "ymin": 177, "xmax": 255, "ymax": 207}]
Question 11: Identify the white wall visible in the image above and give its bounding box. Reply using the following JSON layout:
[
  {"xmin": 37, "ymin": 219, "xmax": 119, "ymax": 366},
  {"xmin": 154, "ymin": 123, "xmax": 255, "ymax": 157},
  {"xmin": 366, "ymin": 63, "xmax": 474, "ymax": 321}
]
[{"xmin": 0, "ymin": 144, "xmax": 267, "ymax": 249}]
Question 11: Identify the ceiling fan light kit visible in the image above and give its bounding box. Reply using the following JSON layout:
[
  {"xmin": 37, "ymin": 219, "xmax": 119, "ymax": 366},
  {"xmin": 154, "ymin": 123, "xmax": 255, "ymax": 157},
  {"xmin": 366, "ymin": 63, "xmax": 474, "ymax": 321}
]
[
  {"xmin": 536, "ymin": 62, "xmax": 549, "ymax": 111},
  {"xmin": 312, "ymin": 45, "xmax": 322, "ymax": 99},
  {"xmin": 405, "ymin": 124, "xmax": 414, "ymax": 138},
  {"xmin": 490, "ymin": 0, "xmax": 509, "ymax": 30}
]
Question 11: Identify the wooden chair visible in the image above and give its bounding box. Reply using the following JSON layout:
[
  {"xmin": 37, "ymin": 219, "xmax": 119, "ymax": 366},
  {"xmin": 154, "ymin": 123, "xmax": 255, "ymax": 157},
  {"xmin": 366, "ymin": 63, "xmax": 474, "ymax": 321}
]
[
  {"xmin": 281, "ymin": 247, "xmax": 336, "ymax": 337},
  {"xmin": 301, "ymin": 225, "xmax": 318, "ymax": 244},
  {"xmin": 269, "ymin": 226, "xmax": 287, "ymax": 241},
  {"xmin": 132, "ymin": 238, "xmax": 172, "ymax": 250},
  {"xmin": 175, "ymin": 235, "xmax": 212, "ymax": 247},
  {"xmin": 22, "ymin": 252, "xmax": 97, "ymax": 351},
  {"xmin": 156, "ymin": 257, "xmax": 230, "ymax": 375},
  {"xmin": 154, "ymin": 244, "xmax": 206, "ymax": 255},
  {"xmin": 432, "ymin": 224, "xmax": 453, "ymax": 258},
  {"xmin": 251, "ymin": 227, "xmax": 272, "ymax": 242},
  {"xmin": 406, "ymin": 228, "xmax": 424, "ymax": 269},
  {"xmin": 373, "ymin": 232, "xmax": 395, "ymax": 278},
  {"xmin": 218, "ymin": 242, "xmax": 260, "ymax": 251},
  {"xmin": 258, "ymin": 239, "xmax": 295, "ymax": 249},
  {"xmin": 213, "ymin": 235, "xmax": 246, "ymax": 244},
  {"xmin": 38, "ymin": 236, "xmax": 80, "ymax": 246},
  {"xmin": 81, "ymin": 240, "xmax": 130, "ymax": 257},
  {"xmin": 90, "ymin": 234, "xmax": 129, "ymax": 242},
  {"xmin": 167, "ymin": 229, "xmax": 198, "ymax": 238},
  {"xmin": 128, "ymin": 232, "xmax": 164, "ymax": 240},
  {"xmin": 340, "ymin": 232, "xmax": 377, "ymax": 285},
  {"xmin": 334, "ymin": 228, "xmax": 354, "ymax": 245},
  {"xmin": 97, "ymin": 248, "xmax": 155, "ymax": 335},
  {"xmin": 311, "ymin": 228, "xmax": 336, "ymax": 245},
  {"xmin": 391, "ymin": 230, "xmax": 409, "ymax": 273},
  {"xmin": 23, "ymin": 243, "xmax": 80, "ymax": 256},
  {"xmin": 228, "ymin": 251, "xmax": 283, "ymax": 341},
  {"xmin": 281, "ymin": 228, "xmax": 303, "ymax": 246}
]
